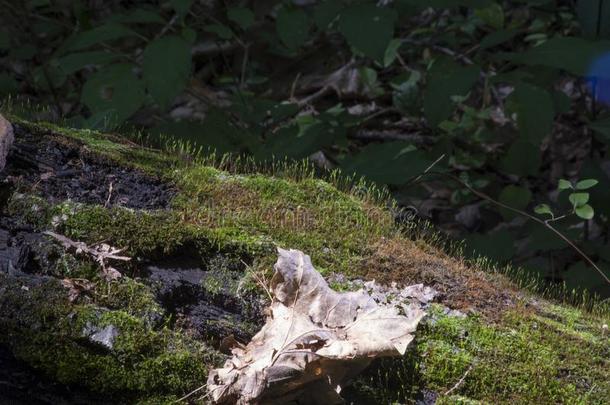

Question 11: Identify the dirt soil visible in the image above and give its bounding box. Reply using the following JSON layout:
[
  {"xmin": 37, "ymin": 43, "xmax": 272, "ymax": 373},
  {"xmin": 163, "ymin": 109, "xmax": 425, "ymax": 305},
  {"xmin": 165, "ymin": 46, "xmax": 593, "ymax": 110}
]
[
  {"xmin": 2, "ymin": 124, "xmax": 175, "ymax": 210},
  {"xmin": 143, "ymin": 250, "xmax": 265, "ymax": 345}
]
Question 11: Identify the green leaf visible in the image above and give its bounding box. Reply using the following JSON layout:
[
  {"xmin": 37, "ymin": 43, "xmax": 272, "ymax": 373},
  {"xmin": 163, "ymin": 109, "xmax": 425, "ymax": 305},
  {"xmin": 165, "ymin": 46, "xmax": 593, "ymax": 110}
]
[
  {"xmin": 339, "ymin": 4, "xmax": 397, "ymax": 62},
  {"xmin": 498, "ymin": 37, "xmax": 610, "ymax": 77},
  {"xmin": 0, "ymin": 73, "xmax": 18, "ymax": 96},
  {"xmin": 576, "ymin": 0, "xmax": 610, "ymax": 39},
  {"xmin": 498, "ymin": 185, "xmax": 532, "ymax": 220},
  {"xmin": 423, "ymin": 58, "xmax": 480, "ymax": 126},
  {"xmin": 313, "ymin": 1, "xmax": 343, "ymax": 29},
  {"xmin": 392, "ymin": 71, "xmax": 421, "ymax": 114},
  {"xmin": 276, "ymin": 8, "xmax": 310, "ymax": 49},
  {"xmin": 81, "ymin": 63, "xmax": 146, "ymax": 128},
  {"xmin": 358, "ymin": 67, "xmax": 384, "ymax": 97},
  {"xmin": 569, "ymin": 192, "xmax": 590, "ymax": 207},
  {"xmin": 474, "ymin": 2, "xmax": 504, "ymax": 29},
  {"xmin": 0, "ymin": 30, "xmax": 9, "ymax": 50},
  {"xmin": 576, "ymin": 179, "xmax": 599, "ymax": 190},
  {"xmin": 142, "ymin": 36, "xmax": 192, "ymax": 109},
  {"xmin": 230, "ymin": 97, "xmax": 299, "ymax": 134},
  {"xmin": 575, "ymin": 204, "xmax": 594, "ymax": 220},
  {"xmin": 227, "ymin": 7, "xmax": 255, "ymax": 30},
  {"xmin": 152, "ymin": 112, "xmax": 253, "ymax": 154},
  {"xmin": 563, "ymin": 261, "xmax": 609, "ymax": 294},
  {"xmin": 534, "ymin": 203, "xmax": 553, "ymax": 216},
  {"xmin": 28, "ymin": 0, "xmax": 50, "ymax": 7},
  {"xmin": 204, "ymin": 24, "xmax": 233, "ymax": 40},
  {"xmin": 383, "ymin": 38, "xmax": 402, "ymax": 68},
  {"xmin": 341, "ymin": 142, "xmax": 430, "ymax": 185},
  {"xmin": 551, "ymin": 90, "xmax": 571, "ymax": 114},
  {"xmin": 256, "ymin": 118, "xmax": 343, "ymax": 160},
  {"xmin": 580, "ymin": 160, "xmax": 610, "ymax": 218},
  {"xmin": 58, "ymin": 51, "xmax": 118, "ymax": 74},
  {"xmin": 170, "ymin": 0, "xmax": 192, "ymax": 19},
  {"xmin": 111, "ymin": 9, "xmax": 166, "ymax": 24},
  {"xmin": 10, "ymin": 44, "xmax": 38, "ymax": 60},
  {"xmin": 402, "ymin": 0, "xmax": 495, "ymax": 8},
  {"xmin": 80, "ymin": 110, "xmax": 120, "ymax": 130},
  {"xmin": 182, "ymin": 27, "xmax": 197, "ymax": 43},
  {"xmin": 479, "ymin": 29, "xmax": 518, "ymax": 50},
  {"xmin": 588, "ymin": 117, "xmax": 610, "ymax": 142},
  {"xmin": 466, "ymin": 230, "xmax": 515, "ymax": 263},
  {"xmin": 558, "ymin": 179, "xmax": 573, "ymax": 190},
  {"xmin": 527, "ymin": 221, "xmax": 578, "ymax": 252},
  {"xmin": 67, "ymin": 23, "xmax": 138, "ymax": 51},
  {"xmin": 507, "ymin": 83, "xmax": 554, "ymax": 144},
  {"xmin": 32, "ymin": 64, "xmax": 66, "ymax": 91},
  {"xmin": 500, "ymin": 140, "xmax": 540, "ymax": 176}
]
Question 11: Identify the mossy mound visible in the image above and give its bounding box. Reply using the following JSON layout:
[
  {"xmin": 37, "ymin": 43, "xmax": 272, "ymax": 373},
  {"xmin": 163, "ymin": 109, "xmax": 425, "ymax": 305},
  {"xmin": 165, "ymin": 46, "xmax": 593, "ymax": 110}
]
[{"xmin": 0, "ymin": 115, "xmax": 608, "ymax": 404}]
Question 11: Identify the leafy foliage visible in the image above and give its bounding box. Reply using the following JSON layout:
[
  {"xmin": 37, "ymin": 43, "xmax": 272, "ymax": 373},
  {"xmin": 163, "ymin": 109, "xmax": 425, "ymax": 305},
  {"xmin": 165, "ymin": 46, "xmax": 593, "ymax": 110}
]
[
  {"xmin": 338, "ymin": 3, "xmax": 397, "ymax": 62},
  {"xmin": 142, "ymin": 36, "xmax": 192, "ymax": 109},
  {"xmin": 2, "ymin": 0, "xmax": 610, "ymax": 296}
]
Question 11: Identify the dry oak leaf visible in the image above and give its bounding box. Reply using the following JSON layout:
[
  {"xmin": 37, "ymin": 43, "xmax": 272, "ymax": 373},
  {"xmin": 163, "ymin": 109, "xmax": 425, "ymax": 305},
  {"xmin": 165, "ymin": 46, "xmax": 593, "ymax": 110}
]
[{"xmin": 207, "ymin": 248, "xmax": 428, "ymax": 404}]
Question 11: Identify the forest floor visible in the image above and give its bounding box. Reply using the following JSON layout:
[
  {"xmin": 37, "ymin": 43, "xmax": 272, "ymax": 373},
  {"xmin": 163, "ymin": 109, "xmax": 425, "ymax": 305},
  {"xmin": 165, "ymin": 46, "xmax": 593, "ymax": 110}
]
[{"xmin": 0, "ymin": 116, "xmax": 608, "ymax": 404}]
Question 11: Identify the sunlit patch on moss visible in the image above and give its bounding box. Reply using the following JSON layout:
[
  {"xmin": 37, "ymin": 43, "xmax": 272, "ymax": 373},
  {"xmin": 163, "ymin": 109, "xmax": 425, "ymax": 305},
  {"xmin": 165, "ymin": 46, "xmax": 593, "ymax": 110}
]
[{"xmin": 348, "ymin": 304, "xmax": 609, "ymax": 404}]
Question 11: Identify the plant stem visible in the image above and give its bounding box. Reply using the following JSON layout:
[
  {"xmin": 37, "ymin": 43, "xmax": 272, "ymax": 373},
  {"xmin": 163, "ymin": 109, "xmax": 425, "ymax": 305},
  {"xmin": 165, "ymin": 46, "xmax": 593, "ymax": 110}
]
[{"xmin": 423, "ymin": 171, "xmax": 610, "ymax": 285}]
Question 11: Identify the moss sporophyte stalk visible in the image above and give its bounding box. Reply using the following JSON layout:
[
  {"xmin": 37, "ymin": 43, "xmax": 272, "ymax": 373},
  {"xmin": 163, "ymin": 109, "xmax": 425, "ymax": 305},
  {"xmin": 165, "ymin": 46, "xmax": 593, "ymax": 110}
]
[{"xmin": 0, "ymin": 117, "xmax": 608, "ymax": 404}]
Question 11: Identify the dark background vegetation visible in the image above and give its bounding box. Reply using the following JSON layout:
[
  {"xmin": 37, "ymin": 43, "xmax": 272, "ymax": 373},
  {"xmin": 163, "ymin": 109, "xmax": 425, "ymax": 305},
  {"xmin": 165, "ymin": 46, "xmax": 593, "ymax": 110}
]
[{"xmin": 1, "ymin": 0, "xmax": 610, "ymax": 298}]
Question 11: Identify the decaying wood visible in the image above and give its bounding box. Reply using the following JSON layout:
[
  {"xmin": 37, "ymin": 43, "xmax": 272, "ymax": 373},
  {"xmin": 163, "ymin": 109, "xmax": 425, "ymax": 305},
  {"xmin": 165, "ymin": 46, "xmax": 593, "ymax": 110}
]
[
  {"xmin": 207, "ymin": 248, "xmax": 431, "ymax": 404},
  {"xmin": 0, "ymin": 114, "xmax": 14, "ymax": 172}
]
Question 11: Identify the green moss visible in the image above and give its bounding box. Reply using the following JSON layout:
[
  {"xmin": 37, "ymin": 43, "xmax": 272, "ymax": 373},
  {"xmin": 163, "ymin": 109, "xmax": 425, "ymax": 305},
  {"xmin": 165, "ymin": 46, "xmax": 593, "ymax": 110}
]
[
  {"xmin": 60, "ymin": 206, "xmax": 189, "ymax": 256},
  {"xmin": 0, "ymin": 275, "xmax": 220, "ymax": 400},
  {"xmin": 3, "ymin": 117, "xmax": 609, "ymax": 403},
  {"xmin": 9, "ymin": 119, "xmax": 394, "ymax": 278},
  {"xmin": 171, "ymin": 165, "xmax": 393, "ymax": 276},
  {"xmin": 6, "ymin": 193, "xmax": 53, "ymax": 227},
  {"xmin": 436, "ymin": 396, "xmax": 485, "ymax": 405},
  {"xmin": 351, "ymin": 304, "xmax": 609, "ymax": 404},
  {"xmin": 98, "ymin": 278, "xmax": 164, "ymax": 321},
  {"xmin": 10, "ymin": 117, "xmax": 180, "ymax": 176}
]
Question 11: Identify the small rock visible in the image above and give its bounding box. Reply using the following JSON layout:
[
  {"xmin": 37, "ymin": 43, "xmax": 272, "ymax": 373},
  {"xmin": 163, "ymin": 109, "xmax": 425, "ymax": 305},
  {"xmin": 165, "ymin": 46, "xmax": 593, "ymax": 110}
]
[
  {"xmin": 83, "ymin": 323, "xmax": 119, "ymax": 351},
  {"xmin": 0, "ymin": 114, "xmax": 14, "ymax": 172},
  {"xmin": 455, "ymin": 203, "xmax": 481, "ymax": 230},
  {"xmin": 309, "ymin": 151, "xmax": 334, "ymax": 171}
]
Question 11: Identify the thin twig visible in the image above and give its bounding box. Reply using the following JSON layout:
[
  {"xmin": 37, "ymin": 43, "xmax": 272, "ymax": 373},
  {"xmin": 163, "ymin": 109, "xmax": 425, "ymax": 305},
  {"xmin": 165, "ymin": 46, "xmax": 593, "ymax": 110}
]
[
  {"xmin": 405, "ymin": 154, "xmax": 446, "ymax": 187},
  {"xmin": 241, "ymin": 260, "xmax": 272, "ymax": 301},
  {"xmin": 359, "ymin": 107, "xmax": 397, "ymax": 124},
  {"xmin": 290, "ymin": 72, "xmax": 302, "ymax": 101},
  {"xmin": 156, "ymin": 14, "xmax": 178, "ymax": 40},
  {"xmin": 402, "ymin": 38, "xmax": 475, "ymax": 65},
  {"xmin": 421, "ymin": 172, "xmax": 610, "ymax": 285},
  {"xmin": 104, "ymin": 181, "xmax": 113, "ymax": 208},
  {"xmin": 43, "ymin": 231, "xmax": 130, "ymax": 281},
  {"xmin": 191, "ymin": 41, "xmax": 239, "ymax": 56},
  {"xmin": 349, "ymin": 130, "xmax": 430, "ymax": 144},
  {"xmin": 444, "ymin": 364, "xmax": 473, "ymax": 396},
  {"xmin": 173, "ymin": 383, "xmax": 220, "ymax": 403},
  {"xmin": 296, "ymin": 86, "xmax": 332, "ymax": 107}
]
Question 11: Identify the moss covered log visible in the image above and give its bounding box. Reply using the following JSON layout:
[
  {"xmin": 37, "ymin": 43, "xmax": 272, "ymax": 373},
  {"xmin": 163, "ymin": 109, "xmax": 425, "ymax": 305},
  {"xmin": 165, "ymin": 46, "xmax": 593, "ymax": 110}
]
[{"xmin": 0, "ymin": 114, "xmax": 608, "ymax": 404}]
